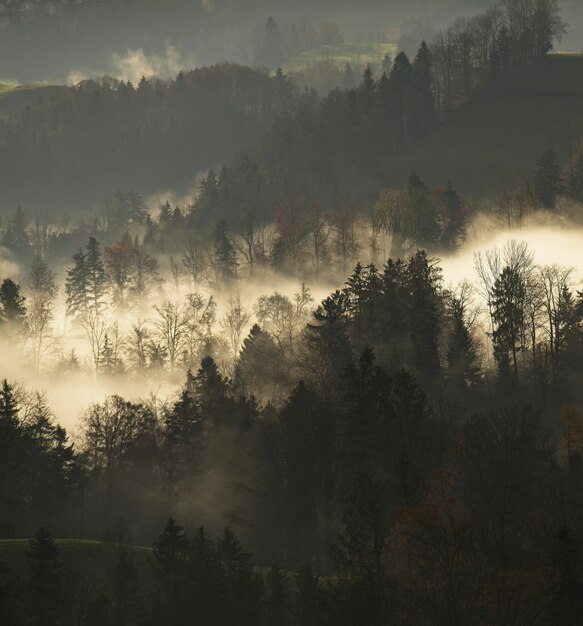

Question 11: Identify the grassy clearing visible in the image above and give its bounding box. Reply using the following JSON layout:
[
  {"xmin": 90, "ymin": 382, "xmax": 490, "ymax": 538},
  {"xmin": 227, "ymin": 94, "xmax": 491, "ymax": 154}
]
[
  {"xmin": 284, "ymin": 42, "xmax": 397, "ymax": 73},
  {"xmin": 0, "ymin": 83, "xmax": 64, "ymax": 118}
]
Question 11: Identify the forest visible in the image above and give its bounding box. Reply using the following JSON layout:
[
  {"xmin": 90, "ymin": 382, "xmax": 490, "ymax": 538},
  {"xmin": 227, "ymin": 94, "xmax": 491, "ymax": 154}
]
[{"xmin": 2, "ymin": 0, "xmax": 583, "ymax": 625}]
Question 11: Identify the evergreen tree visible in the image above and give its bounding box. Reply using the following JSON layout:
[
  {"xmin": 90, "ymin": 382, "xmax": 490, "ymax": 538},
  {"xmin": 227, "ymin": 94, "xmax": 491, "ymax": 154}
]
[
  {"xmin": 189, "ymin": 527, "xmax": 223, "ymax": 623},
  {"xmin": 391, "ymin": 368, "xmax": 435, "ymax": 504},
  {"xmin": 26, "ymin": 527, "xmax": 63, "ymax": 626},
  {"xmin": 162, "ymin": 390, "xmax": 204, "ymax": 510},
  {"xmin": 441, "ymin": 181, "xmax": 466, "ymax": 249},
  {"xmin": 303, "ymin": 291, "xmax": 353, "ymax": 394},
  {"xmin": 0, "ymin": 278, "xmax": 26, "ymax": 329},
  {"xmin": 388, "ymin": 52, "xmax": 413, "ymax": 149},
  {"xmin": 212, "ymin": 219, "xmax": 238, "ymax": 284},
  {"xmin": 217, "ymin": 528, "xmax": 262, "ymax": 626},
  {"xmin": 407, "ymin": 172, "xmax": 438, "ymax": 247},
  {"xmin": 255, "ymin": 17, "xmax": 284, "ymax": 68},
  {"xmin": 236, "ymin": 324, "xmax": 287, "ymax": 399},
  {"xmin": 343, "ymin": 63, "xmax": 355, "ymax": 89},
  {"xmin": 359, "ymin": 64, "xmax": 376, "ymax": 116},
  {"xmin": 447, "ymin": 296, "xmax": 481, "ymax": 391},
  {"xmin": 409, "ymin": 41, "xmax": 436, "ymax": 139},
  {"xmin": 154, "ymin": 516, "xmax": 189, "ymax": 623},
  {"xmin": 85, "ymin": 236, "xmax": 108, "ymax": 313},
  {"xmin": 0, "ymin": 380, "xmax": 21, "ymax": 535},
  {"xmin": 407, "ymin": 250, "xmax": 442, "ymax": 376},
  {"xmin": 491, "ymin": 266, "xmax": 526, "ymax": 382},
  {"xmin": 65, "ymin": 247, "xmax": 89, "ymax": 318},
  {"xmin": 273, "ymin": 381, "xmax": 336, "ymax": 567}
]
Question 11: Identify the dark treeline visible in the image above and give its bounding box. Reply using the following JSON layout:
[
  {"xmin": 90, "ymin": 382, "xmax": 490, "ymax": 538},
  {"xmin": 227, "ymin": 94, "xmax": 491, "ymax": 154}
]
[
  {"xmin": 3, "ymin": 245, "xmax": 583, "ymax": 623},
  {"xmin": 0, "ymin": 0, "xmax": 565, "ymax": 213},
  {"xmin": 0, "ymin": 64, "xmax": 297, "ymax": 209}
]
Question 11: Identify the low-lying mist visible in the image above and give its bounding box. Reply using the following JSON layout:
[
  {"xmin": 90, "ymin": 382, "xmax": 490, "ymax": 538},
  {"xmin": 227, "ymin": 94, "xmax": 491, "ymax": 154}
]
[{"xmin": 1, "ymin": 208, "xmax": 582, "ymax": 434}]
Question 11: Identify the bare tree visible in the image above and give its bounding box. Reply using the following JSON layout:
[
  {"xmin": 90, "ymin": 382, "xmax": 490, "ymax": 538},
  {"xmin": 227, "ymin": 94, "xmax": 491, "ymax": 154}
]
[
  {"xmin": 309, "ymin": 206, "xmax": 330, "ymax": 275},
  {"xmin": 168, "ymin": 256, "xmax": 182, "ymax": 292},
  {"xmin": 153, "ymin": 300, "xmax": 190, "ymax": 370},
  {"xmin": 538, "ymin": 264, "xmax": 574, "ymax": 380},
  {"xmin": 234, "ymin": 209, "xmax": 259, "ymax": 276},
  {"xmin": 182, "ymin": 293, "xmax": 217, "ymax": 367},
  {"xmin": 182, "ymin": 239, "xmax": 208, "ymax": 291},
  {"xmin": 332, "ymin": 205, "xmax": 359, "ymax": 275},
  {"xmin": 125, "ymin": 320, "xmax": 150, "ymax": 373},
  {"xmin": 256, "ymin": 293, "xmax": 295, "ymax": 358},
  {"xmin": 26, "ymin": 255, "xmax": 57, "ymax": 371},
  {"xmin": 220, "ymin": 294, "xmax": 252, "ymax": 357},
  {"xmin": 80, "ymin": 310, "xmax": 111, "ymax": 374}
]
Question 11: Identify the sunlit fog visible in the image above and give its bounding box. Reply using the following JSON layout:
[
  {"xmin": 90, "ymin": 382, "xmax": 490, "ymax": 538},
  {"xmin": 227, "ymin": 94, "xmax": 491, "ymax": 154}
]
[{"xmin": 1, "ymin": 1, "xmax": 583, "ymax": 625}]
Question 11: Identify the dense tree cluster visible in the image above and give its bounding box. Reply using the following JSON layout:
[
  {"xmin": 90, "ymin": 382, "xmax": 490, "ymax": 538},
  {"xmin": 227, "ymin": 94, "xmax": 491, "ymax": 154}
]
[{"xmin": 0, "ymin": 64, "xmax": 296, "ymax": 209}]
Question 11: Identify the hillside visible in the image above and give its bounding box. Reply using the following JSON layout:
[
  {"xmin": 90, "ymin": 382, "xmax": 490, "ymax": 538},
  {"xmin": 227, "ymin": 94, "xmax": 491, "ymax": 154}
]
[
  {"xmin": 384, "ymin": 54, "xmax": 583, "ymax": 195},
  {"xmin": 0, "ymin": 83, "xmax": 66, "ymax": 119}
]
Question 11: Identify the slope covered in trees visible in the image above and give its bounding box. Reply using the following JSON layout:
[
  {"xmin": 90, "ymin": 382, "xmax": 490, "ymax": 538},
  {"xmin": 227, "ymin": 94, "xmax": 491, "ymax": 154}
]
[
  {"xmin": 385, "ymin": 53, "xmax": 583, "ymax": 195},
  {"xmin": 0, "ymin": 64, "xmax": 296, "ymax": 210}
]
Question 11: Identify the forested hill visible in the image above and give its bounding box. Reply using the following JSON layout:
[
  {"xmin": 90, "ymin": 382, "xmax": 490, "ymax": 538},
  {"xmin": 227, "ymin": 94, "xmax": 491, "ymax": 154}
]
[
  {"xmin": 0, "ymin": 0, "xmax": 572, "ymax": 215},
  {"xmin": 0, "ymin": 64, "xmax": 297, "ymax": 211},
  {"xmin": 384, "ymin": 53, "xmax": 583, "ymax": 196}
]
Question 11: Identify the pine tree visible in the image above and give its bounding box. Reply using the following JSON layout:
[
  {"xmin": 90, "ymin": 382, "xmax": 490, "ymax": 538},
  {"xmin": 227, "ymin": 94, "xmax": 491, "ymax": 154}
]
[
  {"xmin": 188, "ymin": 527, "xmax": 223, "ymax": 623},
  {"xmin": 193, "ymin": 356, "xmax": 229, "ymax": 423},
  {"xmin": 441, "ymin": 181, "xmax": 466, "ymax": 249},
  {"xmin": 236, "ymin": 324, "xmax": 287, "ymax": 399},
  {"xmin": 155, "ymin": 517, "xmax": 189, "ymax": 599},
  {"xmin": 0, "ymin": 380, "xmax": 21, "ymax": 534},
  {"xmin": 212, "ymin": 219, "xmax": 238, "ymax": 284},
  {"xmin": 343, "ymin": 63, "xmax": 355, "ymax": 89},
  {"xmin": 0, "ymin": 278, "xmax": 26, "ymax": 329},
  {"xmin": 26, "ymin": 527, "xmax": 63, "ymax": 626},
  {"xmin": 388, "ymin": 52, "xmax": 413, "ymax": 149},
  {"xmin": 409, "ymin": 41, "xmax": 435, "ymax": 139},
  {"xmin": 85, "ymin": 236, "xmax": 108, "ymax": 313},
  {"xmin": 162, "ymin": 389, "xmax": 204, "ymax": 510},
  {"xmin": 407, "ymin": 250, "xmax": 442, "ymax": 376},
  {"xmin": 217, "ymin": 528, "xmax": 261, "ymax": 626},
  {"xmin": 303, "ymin": 291, "xmax": 353, "ymax": 394},
  {"xmin": 491, "ymin": 266, "xmax": 526, "ymax": 382},
  {"xmin": 258, "ymin": 17, "xmax": 283, "ymax": 68},
  {"xmin": 407, "ymin": 172, "xmax": 437, "ymax": 246},
  {"xmin": 359, "ymin": 64, "xmax": 376, "ymax": 116},
  {"xmin": 447, "ymin": 296, "xmax": 481, "ymax": 391},
  {"xmin": 65, "ymin": 248, "xmax": 89, "ymax": 318}
]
